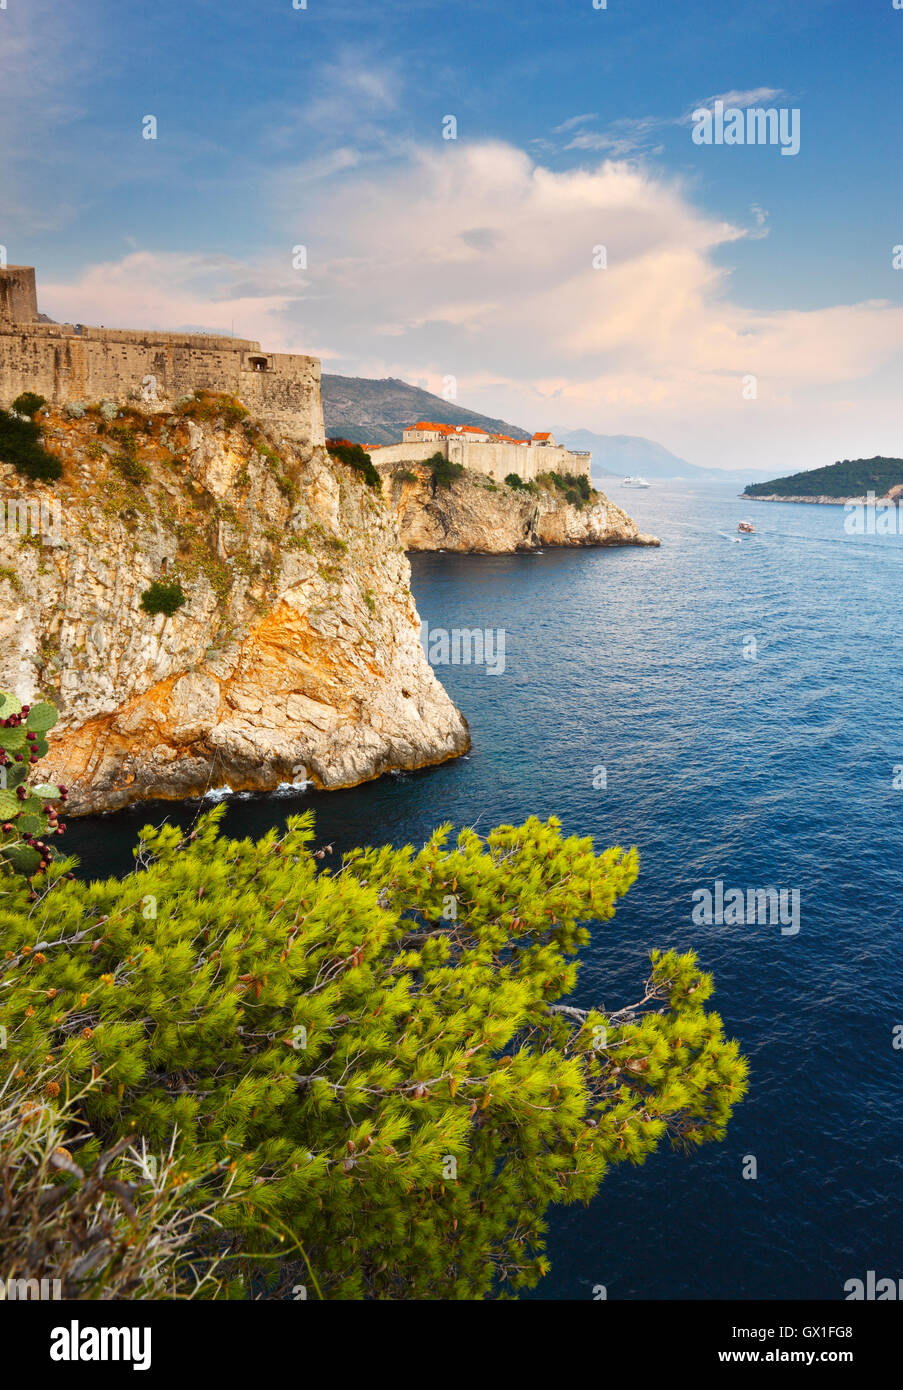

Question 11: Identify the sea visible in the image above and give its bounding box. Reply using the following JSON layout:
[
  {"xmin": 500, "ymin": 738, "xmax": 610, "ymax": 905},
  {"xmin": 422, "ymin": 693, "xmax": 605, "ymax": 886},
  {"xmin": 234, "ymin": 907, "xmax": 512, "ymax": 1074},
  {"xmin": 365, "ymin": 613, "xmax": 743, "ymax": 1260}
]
[{"xmin": 67, "ymin": 482, "xmax": 903, "ymax": 1300}]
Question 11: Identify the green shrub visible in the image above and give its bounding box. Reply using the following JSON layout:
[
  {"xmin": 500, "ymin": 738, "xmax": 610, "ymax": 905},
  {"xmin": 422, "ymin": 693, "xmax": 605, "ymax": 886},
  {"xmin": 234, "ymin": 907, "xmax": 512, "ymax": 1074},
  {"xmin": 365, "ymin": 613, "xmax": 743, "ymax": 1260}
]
[
  {"xmin": 504, "ymin": 472, "xmax": 534, "ymax": 493},
  {"xmin": 140, "ymin": 580, "xmax": 187, "ymax": 617},
  {"xmin": 327, "ymin": 441, "xmax": 382, "ymax": 491},
  {"xmin": 545, "ymin": 471, "xmax": 591, "ymax": 505},
  {"xmin": 275, "ymin": 471, "xmax": 298, "ymax": 504},
  {"xmin": 427, "ymin": 452, "xmax": 464, "ymax": 489},
  {"xmin": 0, "ymin": 409, "xmax": 62, "ymax": 482},
  {"xmin": 112, "ymin": 453, "xmax": 150, "ymax": 485},
  {"xmin": 11, "ymin": 392, "xmax": 46, "ymax": 419},
  {"xmin": 0, "ymin": 810, "xmax": 747, "ymax": 1299}
]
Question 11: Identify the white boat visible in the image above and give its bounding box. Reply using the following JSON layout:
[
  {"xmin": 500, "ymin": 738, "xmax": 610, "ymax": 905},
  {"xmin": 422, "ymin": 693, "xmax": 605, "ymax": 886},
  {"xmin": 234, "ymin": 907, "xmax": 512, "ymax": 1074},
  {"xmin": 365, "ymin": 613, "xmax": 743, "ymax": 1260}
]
[{"xmin": 622, "ymin": 475, "xmax": 651, "ymax": 488}]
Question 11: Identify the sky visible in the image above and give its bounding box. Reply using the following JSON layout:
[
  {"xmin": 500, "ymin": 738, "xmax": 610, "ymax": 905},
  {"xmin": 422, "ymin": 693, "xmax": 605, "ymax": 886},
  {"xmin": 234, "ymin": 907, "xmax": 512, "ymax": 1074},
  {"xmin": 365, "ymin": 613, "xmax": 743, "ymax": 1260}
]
[{"xmin": 1, "ymin": 0, "xmax": 901, "ymax": 473}]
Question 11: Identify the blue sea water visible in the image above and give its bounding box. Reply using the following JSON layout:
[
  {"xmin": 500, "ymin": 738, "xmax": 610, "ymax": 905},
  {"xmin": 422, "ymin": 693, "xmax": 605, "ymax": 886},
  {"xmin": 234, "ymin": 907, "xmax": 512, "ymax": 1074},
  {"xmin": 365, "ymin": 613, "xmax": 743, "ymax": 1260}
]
[{"xmin": 68, "ymin": 484, "xmax": 903, "ymax": 1300}]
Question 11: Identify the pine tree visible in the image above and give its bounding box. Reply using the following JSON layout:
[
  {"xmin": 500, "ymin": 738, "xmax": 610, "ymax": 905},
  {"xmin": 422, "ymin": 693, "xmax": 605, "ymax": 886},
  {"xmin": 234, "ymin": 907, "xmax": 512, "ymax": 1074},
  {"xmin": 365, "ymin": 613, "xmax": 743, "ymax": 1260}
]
[{"xmin": 0, "ymin": 809, "xmax": 748, "ymax": 1298}]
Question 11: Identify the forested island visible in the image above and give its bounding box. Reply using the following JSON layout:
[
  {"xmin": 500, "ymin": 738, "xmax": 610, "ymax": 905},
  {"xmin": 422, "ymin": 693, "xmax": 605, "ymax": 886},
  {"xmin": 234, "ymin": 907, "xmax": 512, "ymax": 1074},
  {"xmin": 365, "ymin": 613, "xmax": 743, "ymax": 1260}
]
[{"xmin": 743, "ymin": 456, "xmax": 903, "ymax": 502}]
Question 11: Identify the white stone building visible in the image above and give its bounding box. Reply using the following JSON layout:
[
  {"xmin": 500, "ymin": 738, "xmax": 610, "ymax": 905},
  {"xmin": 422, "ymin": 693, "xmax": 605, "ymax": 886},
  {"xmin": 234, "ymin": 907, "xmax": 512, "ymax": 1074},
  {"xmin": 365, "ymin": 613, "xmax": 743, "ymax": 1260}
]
[{"xmin": 371, "ymin": 422, "xmax": 590, "ymax": 484}]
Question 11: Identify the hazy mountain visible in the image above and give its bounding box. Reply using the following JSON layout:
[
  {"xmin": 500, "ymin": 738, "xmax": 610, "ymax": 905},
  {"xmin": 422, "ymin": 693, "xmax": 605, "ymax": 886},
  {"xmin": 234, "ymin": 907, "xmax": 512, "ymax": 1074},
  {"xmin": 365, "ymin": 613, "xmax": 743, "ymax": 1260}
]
[
  {"xmin": 551, "ymin": 427, "xmax": 773, "ymax": 485},
  {"xmin": 320, "ymin": 374, "xmax": 771, "ymax": 487},
  {"xmin": 322, "ymin": 375, "xmax": 530, "ymax": 446},
  {"xmin": 550, "ymin": 428, "xmax": 696, "ymax": 479}
]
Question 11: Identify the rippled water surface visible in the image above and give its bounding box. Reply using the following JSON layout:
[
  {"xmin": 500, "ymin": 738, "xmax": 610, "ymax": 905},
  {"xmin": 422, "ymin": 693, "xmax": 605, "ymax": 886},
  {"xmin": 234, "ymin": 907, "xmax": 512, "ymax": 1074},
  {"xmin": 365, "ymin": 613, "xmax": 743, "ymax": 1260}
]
[{"xmin": 69, "ymin": 484, "xmax": 903, "ymax": 1299}]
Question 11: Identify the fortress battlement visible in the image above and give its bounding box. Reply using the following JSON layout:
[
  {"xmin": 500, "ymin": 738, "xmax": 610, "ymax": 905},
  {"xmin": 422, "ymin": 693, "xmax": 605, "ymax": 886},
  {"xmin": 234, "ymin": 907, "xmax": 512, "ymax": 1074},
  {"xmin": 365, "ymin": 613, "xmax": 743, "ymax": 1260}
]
[
  {"xmin": 370, "ymin": 423, "xmax": 591, "ymax": 486},
  {"xmin": 0, "ymin": 265, "xmax": 324, "ymax": 445}
]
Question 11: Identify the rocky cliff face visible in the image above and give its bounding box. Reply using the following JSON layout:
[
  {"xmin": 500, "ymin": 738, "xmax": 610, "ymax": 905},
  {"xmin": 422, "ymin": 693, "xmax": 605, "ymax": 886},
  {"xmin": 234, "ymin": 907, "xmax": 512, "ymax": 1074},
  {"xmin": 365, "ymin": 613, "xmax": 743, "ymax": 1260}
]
[
  {"xmin": 378, "ymin": 464, "xmax": 660, "ymax": 552},
  {"xmin": 0, "ymin": 398, "xmax": 469, "ymax": 814}
]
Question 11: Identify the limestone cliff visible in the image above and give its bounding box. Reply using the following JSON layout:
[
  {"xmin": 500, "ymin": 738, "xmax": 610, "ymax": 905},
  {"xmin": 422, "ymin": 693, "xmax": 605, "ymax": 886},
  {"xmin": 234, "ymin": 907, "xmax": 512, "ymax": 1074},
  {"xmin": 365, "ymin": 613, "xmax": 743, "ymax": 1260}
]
[
  {"xmin": 0, "ymin": 398, "xmax": 469, "ymax": 814},
  {"xmin": 377, "ymin": 463, "xmax": 660, "ymax": 552}
]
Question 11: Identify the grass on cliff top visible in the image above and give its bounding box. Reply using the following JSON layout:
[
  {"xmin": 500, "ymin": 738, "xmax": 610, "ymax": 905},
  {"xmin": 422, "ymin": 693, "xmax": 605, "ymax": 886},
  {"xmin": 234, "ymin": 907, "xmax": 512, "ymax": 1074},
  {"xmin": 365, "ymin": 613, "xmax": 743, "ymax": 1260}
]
[{"xmin": 176, "ymin": 390, "xmax": 249, "ymax": 428}]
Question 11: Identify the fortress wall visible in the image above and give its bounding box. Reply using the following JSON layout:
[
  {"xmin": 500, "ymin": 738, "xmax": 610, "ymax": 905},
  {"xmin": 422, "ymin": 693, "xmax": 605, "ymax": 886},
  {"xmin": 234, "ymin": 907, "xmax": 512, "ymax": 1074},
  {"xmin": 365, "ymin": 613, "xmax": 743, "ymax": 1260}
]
[
  {"xmin": 449, "ymin": 439, "xmax": 536, "ymax": 482},
  {"xmin": 0, "ymin": 267, "xmax": 38, "ymax": 326},
  {"xmin": 0, "ymin": 327, "xmax": 324, "ymax": 446},
  {"xmin": 77, "ymin": 326, "xmax": 260, "ymax": 351},
  {"xmin": 371, "ymin": 439, "xmax": 591, "ymax": 484},
  {"xmin": 238, "ymin": 355, "xmax": 325, "ymax": 446},
  {"xmin": 0, "ymin": 331, "xmax": 245, "ymax": 407},
  {"xmin": 370, "ymin": 441, "xmax": 446, "ymax": 469}
]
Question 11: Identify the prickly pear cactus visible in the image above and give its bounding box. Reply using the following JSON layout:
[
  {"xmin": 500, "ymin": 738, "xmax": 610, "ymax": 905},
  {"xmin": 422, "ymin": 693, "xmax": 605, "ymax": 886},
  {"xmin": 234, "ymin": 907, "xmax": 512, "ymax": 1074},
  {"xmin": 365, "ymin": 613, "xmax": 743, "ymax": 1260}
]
[{"xmin": 0, "ymin": 691, "xmax": 68, "ymax": 880}]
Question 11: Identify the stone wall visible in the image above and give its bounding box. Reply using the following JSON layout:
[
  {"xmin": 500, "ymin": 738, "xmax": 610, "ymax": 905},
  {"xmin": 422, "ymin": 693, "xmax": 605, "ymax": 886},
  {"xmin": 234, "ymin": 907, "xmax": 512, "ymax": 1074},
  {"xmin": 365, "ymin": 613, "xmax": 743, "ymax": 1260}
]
[
  {"xmin": 0, "ymin": 266, "xmax": 38, "ymax": 327},
  {"xmin": 369, "ymin": 437, "xmax": 590, "ymax": 484},
  {"xmin": 0, "ymin": 267, "xmax": 324, "ymax": 445}
]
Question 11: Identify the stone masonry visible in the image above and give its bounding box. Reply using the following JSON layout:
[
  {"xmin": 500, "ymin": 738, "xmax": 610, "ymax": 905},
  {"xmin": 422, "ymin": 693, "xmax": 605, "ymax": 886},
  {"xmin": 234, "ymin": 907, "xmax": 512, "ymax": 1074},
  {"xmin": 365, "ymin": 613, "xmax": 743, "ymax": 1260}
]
[{"xmin": 0, "ymin": 265, "xmax": 324, "ymax": 445}]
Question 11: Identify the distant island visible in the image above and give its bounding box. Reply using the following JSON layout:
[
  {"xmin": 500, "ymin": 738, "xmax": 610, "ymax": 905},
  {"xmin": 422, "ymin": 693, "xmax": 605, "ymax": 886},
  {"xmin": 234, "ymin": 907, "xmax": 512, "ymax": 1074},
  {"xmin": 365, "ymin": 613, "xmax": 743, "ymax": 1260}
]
[{"xmin": 743, "ymin": 456, "xmax": 903, "ymax": 503}]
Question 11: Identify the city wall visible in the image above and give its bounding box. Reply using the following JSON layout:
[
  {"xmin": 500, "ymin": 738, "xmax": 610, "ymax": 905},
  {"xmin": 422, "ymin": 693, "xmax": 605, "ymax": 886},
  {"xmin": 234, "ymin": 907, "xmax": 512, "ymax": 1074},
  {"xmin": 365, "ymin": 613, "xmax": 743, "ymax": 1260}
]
[
  {"xmin": 370, "ymin": 438, "xmax": 590, "ymax": 485},
  {"xmin": 0, "ymin": 266, "xmax": 324, "ymax": 445}
]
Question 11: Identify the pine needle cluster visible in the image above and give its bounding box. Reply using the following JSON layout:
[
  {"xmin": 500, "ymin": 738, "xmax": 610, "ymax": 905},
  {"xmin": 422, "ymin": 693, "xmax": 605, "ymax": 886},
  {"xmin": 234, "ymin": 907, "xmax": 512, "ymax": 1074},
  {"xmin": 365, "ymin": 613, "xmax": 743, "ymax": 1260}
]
[{"xmin": 0, "ymin": 809, "xmax": 747, "ymax": 1298}]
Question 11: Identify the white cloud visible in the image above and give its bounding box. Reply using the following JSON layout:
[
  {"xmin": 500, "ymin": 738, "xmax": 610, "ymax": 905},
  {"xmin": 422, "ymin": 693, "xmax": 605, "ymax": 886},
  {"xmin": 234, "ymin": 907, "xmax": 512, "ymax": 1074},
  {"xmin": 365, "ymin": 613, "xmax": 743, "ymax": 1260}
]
[
  {"xmin": 39, "ymin": 141, "xmax": 903, "ymax": 472},
  {"xmin": 564, "ymin": 116, "xmax": 666, "ymax": 157},
  {"xmin": 552, "ymin": 114, "xmax": 598, "ymax": 134},
  {"xmin": 701, "ymin": 87, "xmax": 784, "ymax": 110}
]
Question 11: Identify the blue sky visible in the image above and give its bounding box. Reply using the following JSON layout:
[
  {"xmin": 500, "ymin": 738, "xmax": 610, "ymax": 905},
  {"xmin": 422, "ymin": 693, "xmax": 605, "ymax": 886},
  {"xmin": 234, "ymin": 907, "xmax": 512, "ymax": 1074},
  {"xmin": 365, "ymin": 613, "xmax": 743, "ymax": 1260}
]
[{"xmin": 2, "ymin": 0, "xmax": 901, "ymax": 470}]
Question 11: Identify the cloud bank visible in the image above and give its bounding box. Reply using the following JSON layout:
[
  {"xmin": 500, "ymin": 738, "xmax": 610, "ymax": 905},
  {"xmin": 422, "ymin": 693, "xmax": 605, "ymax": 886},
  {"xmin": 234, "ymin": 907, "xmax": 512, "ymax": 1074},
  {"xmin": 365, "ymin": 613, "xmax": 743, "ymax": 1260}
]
[{"xmin": 39, "ymin": 141, "xmax": 903, "ymax": 473}]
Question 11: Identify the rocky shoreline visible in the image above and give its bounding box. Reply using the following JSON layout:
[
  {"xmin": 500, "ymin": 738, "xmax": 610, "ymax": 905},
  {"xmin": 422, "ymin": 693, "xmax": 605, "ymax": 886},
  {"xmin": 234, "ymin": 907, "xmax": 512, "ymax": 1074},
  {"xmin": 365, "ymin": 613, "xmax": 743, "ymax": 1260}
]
[
  {"xmin": 744, "ymin": 484, "xmax": 903, "ymax": 506},
  {"xmin": 744, "ymin": 494, "xmax": 855, "ymax": 505},
  {"xmin": 380, "ymin": 463, "xmax": 660, "ymax": 552}
]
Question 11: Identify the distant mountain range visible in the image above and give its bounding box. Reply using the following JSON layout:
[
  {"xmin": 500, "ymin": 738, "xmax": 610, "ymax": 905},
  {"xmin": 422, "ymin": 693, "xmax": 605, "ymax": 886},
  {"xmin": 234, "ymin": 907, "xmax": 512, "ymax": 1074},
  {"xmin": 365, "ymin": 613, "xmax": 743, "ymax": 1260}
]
[
  {"xmin": 320, "ymin": 374, "xmax": 770, "ymax": 485},
  {"xmin": 550, "ymin": 428, "xmax": 697, "ymax": 481},
  {"xmin": 322, "ymin": 375, "xmax": 530, "ymax": 447}
]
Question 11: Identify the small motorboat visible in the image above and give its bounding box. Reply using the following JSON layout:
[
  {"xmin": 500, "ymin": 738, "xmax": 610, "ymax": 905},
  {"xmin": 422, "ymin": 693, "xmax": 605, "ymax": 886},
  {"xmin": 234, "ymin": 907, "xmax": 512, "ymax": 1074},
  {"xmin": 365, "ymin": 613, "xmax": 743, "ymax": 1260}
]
[{"xmin": 737, "ymin": 520, "xmax": 755, "ymax": 534}]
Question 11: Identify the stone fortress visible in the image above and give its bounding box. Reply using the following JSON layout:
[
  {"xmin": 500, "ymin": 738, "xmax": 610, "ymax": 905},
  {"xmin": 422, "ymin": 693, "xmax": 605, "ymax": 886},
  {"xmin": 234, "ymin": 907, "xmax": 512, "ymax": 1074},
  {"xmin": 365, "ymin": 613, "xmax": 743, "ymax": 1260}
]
[
  {"xmin": 369, "ymin": 421, "xmax": 590, "ymax": 485},
  {"xmin": 0, "ymin": 265, "xmax": 325, "ymax": 444}
]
